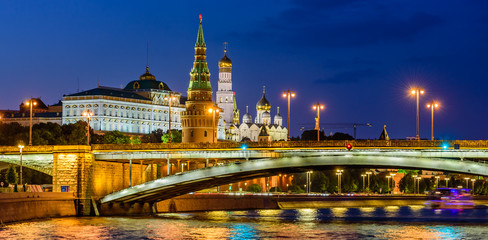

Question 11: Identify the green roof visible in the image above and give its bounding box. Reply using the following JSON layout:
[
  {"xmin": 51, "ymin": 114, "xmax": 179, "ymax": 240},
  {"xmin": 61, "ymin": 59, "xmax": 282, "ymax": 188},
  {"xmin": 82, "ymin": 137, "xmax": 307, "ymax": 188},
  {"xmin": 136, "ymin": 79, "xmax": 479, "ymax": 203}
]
[
  {"xmin": 66, "ymin": 87, "xmax": 150, "ymax": 100},
  {"xmin": 124, "ymin": 80, "xmax": 171, "ymax": 91}
]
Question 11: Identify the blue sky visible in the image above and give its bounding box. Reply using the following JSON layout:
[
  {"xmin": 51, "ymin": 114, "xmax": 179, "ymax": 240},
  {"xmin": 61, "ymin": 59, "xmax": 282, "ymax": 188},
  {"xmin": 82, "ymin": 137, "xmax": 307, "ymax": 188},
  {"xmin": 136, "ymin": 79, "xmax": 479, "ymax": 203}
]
[{"xmin": 1, "ymin": 0, "xmax": 487, "ymax": 139}]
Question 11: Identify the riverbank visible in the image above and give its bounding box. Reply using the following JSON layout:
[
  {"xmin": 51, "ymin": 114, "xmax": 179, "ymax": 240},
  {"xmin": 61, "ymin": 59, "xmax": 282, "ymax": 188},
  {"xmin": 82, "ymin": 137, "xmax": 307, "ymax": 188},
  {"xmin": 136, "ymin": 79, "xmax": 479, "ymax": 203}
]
[
  {"xmin": 0, "ymin": 192, "xmax": 76, "ymax": 224},
  {"xmin": 156, "ymin": 193, "xmax": 430, "ymax": 213}
]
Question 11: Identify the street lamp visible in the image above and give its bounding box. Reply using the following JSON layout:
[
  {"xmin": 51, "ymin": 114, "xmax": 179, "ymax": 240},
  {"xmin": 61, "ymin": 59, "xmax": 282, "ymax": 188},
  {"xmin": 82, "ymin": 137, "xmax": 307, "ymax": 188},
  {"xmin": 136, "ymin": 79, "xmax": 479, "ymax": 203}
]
[
  {"xmin": 390, "ymin": 173, "xmax": 396, "ymax": 193},
  {"xmin": 312, "ymin": 103, "xmax": 325, "ymax": 142},
  {"xmin": 282, "ymin": 90, "xmax": 295, "ymax": 141},
  {"xmin": 444, "ymin": 178, "xmax": 449, "ymax": 188},
  {"xmin": 164, "ymin": 93, "xmax": 177, "ymax": 143},
  {"xmin": 410, "ymin": 86, "xmax": 425, "ymax": 140},
  {"xmin": 366, "ymin": 171, "xmax": 372, "ymax": 191},
  {"xmin": 386, "ymin": 175, "xmax": 391, "ymax": 194},
  {"xmin": 471, "ymin": 178, "xmax": 476, "ymax": 189},
  {"xmin": 25, "ymin": 99, "xmax": 37, "ymax": 146},
  {"xmin": 416, "ymin": 177, "xmax": 421, "ymax": 194},
  {"xmin": 361, "ymin": 174, "xmax": 366, "ymax": 192},
  {"xmin": 208, "ymin": 108, "xmax": 220, "ymax": 143},
  {"xmin": 306, "ymin": 171, "xmax": 313, "ymax": 193},
  {"xmin": 18, "ymin": 145, "xmax": 24, "ymax": 185},
  {"xmin": 464, "ymin": 177, "xmax": 470, "ymax": 188},
  {"xmin": 412, "ymin": 175, "xmax": 418, "ymax": 194},
  {"xmin": 336, "ymin": 169, "xmax": 343, "ymax": 194},
  {"xmin": 426, "ymin": 101, "xmax": 439, "ymax": 141},
  {"xmin": 434, "ymin": 175, "xmax": 440, "ymax": 187},
  {"xmin": 181, "ymin": 162, "xmax": 187, "ymax": 173},
  {"xmin": 82, "ymin": 111, "xmax": 93, "ymax": 145}
]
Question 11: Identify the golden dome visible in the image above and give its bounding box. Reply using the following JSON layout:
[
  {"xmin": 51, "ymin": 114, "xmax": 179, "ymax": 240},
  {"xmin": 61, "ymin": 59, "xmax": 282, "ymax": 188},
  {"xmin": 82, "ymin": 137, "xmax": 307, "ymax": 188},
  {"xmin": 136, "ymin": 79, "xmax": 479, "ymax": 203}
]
[
  {"xmin": 139, "ymin": 65, "xmax": 156, "ymax": 81},
  {"xmin": 218, "ymin": 50, "xmax": 232, "ymax": 68}
]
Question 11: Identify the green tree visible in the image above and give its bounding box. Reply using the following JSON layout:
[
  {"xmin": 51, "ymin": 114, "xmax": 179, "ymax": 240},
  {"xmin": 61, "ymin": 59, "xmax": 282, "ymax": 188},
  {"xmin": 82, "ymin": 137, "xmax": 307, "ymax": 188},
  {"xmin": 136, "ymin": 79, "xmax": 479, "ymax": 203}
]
[
  {"xmin": 131, "ymin": 136, "xmax": 142, "ymax": 144},
  {"xmin": 62, "ymin": 121, "xmax": 87, "ymax": 144},
  {"xmin": 247, "ymin": 183, "xmax": 262, "ymax": 193},
  {"xmin": 102, "ymin": 131, "xmax": 131, "ymax": 144},
  {"xmin": 142, "ymin": 129, "xmax": 165, "ymax": 143},
  {"xmin": 269, "ymin": 186, "xmax": 282, "ymax": 192},
  {"xmin": 161, "ymin": 130, "xmax": 182, "ymax": 143},
  {"xmin": 311, "ymin": 171, "xmax": 328, "ymax": 192},
  {"xmin": 288, "ymin": 185, "xmax": 304, "ymax": 193},
  {"xmin": 6, "ymin": 165, "xmax": 18, "ymax": 186}
]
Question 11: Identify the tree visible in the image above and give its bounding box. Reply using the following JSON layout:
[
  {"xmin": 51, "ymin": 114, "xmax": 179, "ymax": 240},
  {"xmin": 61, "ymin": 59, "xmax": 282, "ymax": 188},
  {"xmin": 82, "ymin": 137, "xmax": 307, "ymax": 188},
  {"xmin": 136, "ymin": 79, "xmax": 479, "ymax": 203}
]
[
  {"xmin": 6, "ymin": 165, "xmax": 18, "ymax": 186},
  {"xmin": 161, "ymin": 130, "xmax": 182, "ymax": 143},
  {"xmin": 301, "ymin": 130, "xmax": 326, "ymax": 141},
  {"xmin": 142, "ymin": 129, "xmax": 165, "ymax": 143},
  {"xmin": 247, "ymin": 183, "xmax": 262, "ymax": 193},
  {"xmin": 328, "ymin": 132, "xmax": 354, "ymax": 140},
  {"xmin": 62, "ymin": 121, "xmax": 87, "ymax": 145},
  {"xmin": 288, "ymin": 185, "xmax": 304, "ymax": 193},
  {"xmin": 102, "ymin": 131, "xmax": 131, "ymax": 144},
  {"xmin": 311, "ymin": 171, "xmax": 328, "ymax": 192},
  {"xmin": 131, "ymin": 136, "xmax": 142, "ymax": 144},
  {"xmin": 269, "ymin": 186, "xmax": 282, "ymax": 192}
]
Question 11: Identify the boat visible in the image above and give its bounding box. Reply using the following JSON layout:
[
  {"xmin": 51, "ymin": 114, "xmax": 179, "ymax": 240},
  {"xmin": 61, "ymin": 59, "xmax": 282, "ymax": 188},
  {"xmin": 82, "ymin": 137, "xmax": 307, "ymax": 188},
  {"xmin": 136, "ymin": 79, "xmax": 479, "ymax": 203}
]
[{"xmin": 425, "ymin": 188, "xmax": 474, "ymax": 209}]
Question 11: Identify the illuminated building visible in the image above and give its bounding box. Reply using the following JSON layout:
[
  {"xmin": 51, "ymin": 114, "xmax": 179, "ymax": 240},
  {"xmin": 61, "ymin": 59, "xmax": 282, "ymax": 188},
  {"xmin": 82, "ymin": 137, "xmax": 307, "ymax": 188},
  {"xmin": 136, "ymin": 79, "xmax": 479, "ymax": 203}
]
[
  {"xmin": 62, "ymin": 65, "xmax": 185, "ymax": 134},
  {"xmin": 181, "ymin": 15, "xmax": 224, "ymax": 143}
]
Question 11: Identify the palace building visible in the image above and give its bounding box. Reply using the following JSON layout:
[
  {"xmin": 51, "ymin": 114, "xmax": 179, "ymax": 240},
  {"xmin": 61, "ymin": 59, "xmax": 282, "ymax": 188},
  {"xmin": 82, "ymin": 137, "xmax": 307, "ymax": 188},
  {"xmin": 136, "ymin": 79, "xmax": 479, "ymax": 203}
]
[{"xmin": 61, "ymin": 65, "xmax": 185, "ymax": 134}]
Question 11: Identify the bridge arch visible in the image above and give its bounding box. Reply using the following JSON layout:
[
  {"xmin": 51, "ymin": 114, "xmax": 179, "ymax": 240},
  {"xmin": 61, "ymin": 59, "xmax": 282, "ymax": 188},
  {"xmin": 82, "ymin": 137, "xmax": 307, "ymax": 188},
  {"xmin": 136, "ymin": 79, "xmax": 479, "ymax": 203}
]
[
  {"xmin": 101, "ymin": 154, "xmax": 488, "ymax": 204},
  {"xmin": 0, "ymin": 154, "xmax": 53, "ymax": 176}
]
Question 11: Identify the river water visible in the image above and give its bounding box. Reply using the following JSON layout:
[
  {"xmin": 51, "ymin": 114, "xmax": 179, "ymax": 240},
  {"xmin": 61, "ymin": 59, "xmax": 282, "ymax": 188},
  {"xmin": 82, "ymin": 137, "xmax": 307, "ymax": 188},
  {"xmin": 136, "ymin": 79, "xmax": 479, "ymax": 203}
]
[{"xmin": 2, "ymin": 206, "xmax": 488, "ymax": 239}]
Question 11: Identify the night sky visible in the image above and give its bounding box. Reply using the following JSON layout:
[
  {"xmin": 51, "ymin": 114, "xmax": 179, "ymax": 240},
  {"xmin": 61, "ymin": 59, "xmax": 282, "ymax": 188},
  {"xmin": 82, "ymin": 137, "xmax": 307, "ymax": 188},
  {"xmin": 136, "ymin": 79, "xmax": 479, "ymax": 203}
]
[{"xmin": 1, "ymin": 1, "xmax": 487, "ymax": 140}]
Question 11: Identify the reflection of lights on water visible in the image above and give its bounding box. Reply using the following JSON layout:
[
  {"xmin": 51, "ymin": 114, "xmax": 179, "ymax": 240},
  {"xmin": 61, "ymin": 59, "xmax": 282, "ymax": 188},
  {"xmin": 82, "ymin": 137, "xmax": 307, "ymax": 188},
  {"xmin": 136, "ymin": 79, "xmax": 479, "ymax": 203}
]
[
  {"xmin": 331, "ymin": 207, "xmax": 347, "ymax": 218},
  {"xmin": 360, "ymin": 207, "xmax": 375, "ymax": 213},
  {"xmin": 256, "ymin": 210, "xmax": 281, "ymax": 222},
  {"xmin": 384, "ymin": 206, "xmax": 399, "ymax": 212},
  {"xmin": 410, "ymin": 205, "xmax": 423, "ymax": 211},
  {"xmin": 229, "ymin": 223, "xmax": 258, "ymax": 240},
  {"xmin": 297, "ymin": 209, "xmax": 317, "ymax": 222},
  {"xmin": 206, "ymin": 211, "xmax": 230, "ymax": 221},
  {"xmin": 428, "ymin": 226, "xmax": 462, "ymax": 239}
]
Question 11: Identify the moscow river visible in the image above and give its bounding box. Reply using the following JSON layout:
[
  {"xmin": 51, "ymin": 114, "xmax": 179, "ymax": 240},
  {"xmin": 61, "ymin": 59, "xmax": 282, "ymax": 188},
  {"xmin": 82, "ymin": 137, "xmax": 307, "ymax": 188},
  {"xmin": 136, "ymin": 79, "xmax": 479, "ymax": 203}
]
[{"xmin": 2, "ymin": 206, "xmax": 488, "ymax": 239}]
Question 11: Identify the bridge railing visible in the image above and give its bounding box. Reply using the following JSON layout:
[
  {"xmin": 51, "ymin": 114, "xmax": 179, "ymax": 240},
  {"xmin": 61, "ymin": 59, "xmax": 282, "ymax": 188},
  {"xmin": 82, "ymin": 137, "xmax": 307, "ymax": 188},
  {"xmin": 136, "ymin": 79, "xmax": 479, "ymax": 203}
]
[
  {"xmin": 90, "ymin": 140, "xmax": 488, "ymax": 151},
  {"xmin": 2, "ymin": 140, "xmax": 488, "ymax": 153}
]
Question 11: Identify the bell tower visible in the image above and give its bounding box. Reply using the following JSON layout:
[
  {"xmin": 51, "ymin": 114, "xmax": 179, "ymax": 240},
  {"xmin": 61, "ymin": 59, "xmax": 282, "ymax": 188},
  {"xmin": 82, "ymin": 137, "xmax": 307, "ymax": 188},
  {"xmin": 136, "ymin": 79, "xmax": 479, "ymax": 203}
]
[{"xmin": 216, "ymin": 42, "xmax": 234, "ymax": 127}]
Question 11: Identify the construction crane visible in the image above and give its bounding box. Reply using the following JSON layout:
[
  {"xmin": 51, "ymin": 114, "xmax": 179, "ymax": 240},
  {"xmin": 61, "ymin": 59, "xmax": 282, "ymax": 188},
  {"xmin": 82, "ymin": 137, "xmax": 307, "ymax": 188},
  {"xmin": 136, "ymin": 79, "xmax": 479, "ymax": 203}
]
[{"xmin": 299, "ymin": 123, "xmax": 372, "ymax": 139}]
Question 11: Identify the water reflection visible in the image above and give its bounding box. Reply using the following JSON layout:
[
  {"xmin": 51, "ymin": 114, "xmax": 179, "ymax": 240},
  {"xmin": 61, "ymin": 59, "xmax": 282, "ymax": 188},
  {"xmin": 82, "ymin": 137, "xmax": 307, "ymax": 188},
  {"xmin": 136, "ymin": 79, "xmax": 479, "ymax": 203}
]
[{"xmin": 1, "ymin": 206, "xmax": 487, "ymax": 239}]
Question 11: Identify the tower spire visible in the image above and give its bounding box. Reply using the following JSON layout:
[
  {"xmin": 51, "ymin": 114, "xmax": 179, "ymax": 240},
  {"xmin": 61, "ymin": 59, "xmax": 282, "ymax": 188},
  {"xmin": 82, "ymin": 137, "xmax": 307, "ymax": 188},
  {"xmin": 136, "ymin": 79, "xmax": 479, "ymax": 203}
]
[{"xmin": 263, "ymin": 85, "xmax": 266, "ymax": 94}]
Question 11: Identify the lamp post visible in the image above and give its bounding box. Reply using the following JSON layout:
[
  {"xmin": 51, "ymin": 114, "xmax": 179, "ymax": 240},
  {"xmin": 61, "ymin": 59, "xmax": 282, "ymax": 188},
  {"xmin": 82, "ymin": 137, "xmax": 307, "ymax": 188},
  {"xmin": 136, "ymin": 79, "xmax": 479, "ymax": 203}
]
[
  {"xmin": 426, "ymin": 101, "xmax": 439, "ymax": 141},
  {"xmin": 18, "ymin": 145, "xmax": 24, "ymax": 185},
  {"xmin": 366, "ymin": 171, "xmax": 372, "ymax": 191},
  {"xmin": 434, "ymin": 175, "xmax": 440, "ymax": 187},
  {"xmin": 361, "ymin": 174, "xmax": 366, "ymax": 192},
  {"xmin": 82, "ymin": 111, "xmax": 93, "ymax": 145},
  {"xmin": 208, "ymin": 108, "xmax": 220, "ymax": 143},
  {"xmin": 390, "ymin": 173, "xmax": 396, "ymax": 194},
  {"xmin": 386, "ymin": 175, "xmax": 391, "ymax": 194},
  {"xmin": 471, "ymin": 179, "xmax": 476, "ymax": 190},
  {"xmin": 306, "ymin": 171, "xmax": 313, "ymax": 193},
  {"xmin": 25, "ymin": 99, "xmax": 37, "ymax": 146},
  {"xmin": 410, "ymin": 86, "xmax": 425, "ymax": 140},
  {"xmin": 445, "ymin": 178, "xmax": 449, "ymax": 188},
  {"xmin": 464, "ymin": 177, "xmax": 470, "ymax": 189},
  {"xmin": 336, "ymin": 170, "xmax": 343, "ymax": 194},
  {"xmin": 412, "ymin": 175, "xmax": 417, "ymax": 194},
  {"xmin": 164, "ymin": 93, "xmax": 177, "ymax": 143},
  {"xmin": 417, "ymin": 177, "xmax": 421, "ymax": 193},
  {"xmin": 312, "ymin": 103, "xmax": 325, "ymax": 142},
  {"xmin": 282, "ymin": 90, "xmax": 295, "ymax": 141}
]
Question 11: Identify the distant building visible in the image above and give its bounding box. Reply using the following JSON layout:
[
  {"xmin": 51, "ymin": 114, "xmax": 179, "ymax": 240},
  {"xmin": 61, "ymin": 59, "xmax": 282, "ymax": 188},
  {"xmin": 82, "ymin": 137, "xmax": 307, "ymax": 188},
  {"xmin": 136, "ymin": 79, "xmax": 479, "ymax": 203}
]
[{"xmin": 0, "ymin": 98, "xmax": 63, "ymax": 126}]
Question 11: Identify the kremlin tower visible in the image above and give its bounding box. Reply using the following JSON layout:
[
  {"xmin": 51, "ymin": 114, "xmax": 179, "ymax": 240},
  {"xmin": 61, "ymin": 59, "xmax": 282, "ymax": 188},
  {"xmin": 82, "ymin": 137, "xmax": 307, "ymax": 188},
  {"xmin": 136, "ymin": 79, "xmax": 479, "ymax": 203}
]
[{"xmin": 181, "ymin": 15, "xmax": 218, "ymax": 143}]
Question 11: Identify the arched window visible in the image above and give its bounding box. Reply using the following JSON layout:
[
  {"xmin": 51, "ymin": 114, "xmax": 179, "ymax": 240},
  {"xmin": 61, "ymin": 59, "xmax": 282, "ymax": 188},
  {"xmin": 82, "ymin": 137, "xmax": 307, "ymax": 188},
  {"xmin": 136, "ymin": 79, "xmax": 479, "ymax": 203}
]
[{"xmin": 204, "ymin": 131, "xmax": 207, "ymax": 137}]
